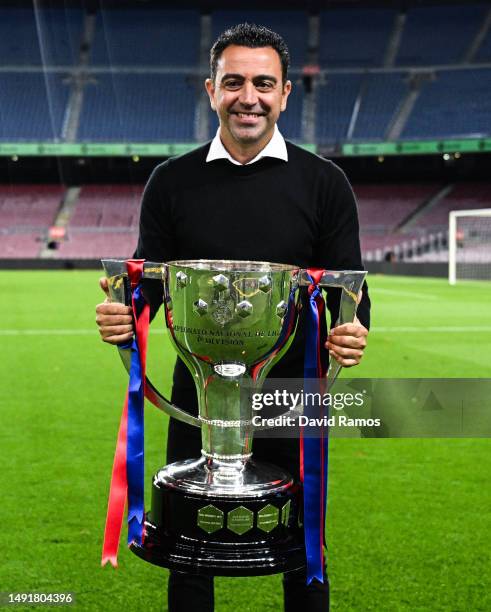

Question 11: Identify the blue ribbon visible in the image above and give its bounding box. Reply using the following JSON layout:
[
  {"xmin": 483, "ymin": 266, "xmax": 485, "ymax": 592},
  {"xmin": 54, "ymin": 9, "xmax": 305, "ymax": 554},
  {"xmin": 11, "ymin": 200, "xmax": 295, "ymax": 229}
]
[
  {"xmin": 124, "ymin": 284, "xmax": 146, "ymax": 545},
  {"xmin": 303, "ymin": 277, "xmax": 329, "ymax": 584}
]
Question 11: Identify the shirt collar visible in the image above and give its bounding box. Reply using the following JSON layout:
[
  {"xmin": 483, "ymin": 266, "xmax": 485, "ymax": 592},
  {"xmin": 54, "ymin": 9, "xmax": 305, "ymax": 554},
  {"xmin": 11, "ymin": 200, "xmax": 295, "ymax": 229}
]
[{"xmin": 206, "ymin": 125, "xmax": 288, "ymax": 165}]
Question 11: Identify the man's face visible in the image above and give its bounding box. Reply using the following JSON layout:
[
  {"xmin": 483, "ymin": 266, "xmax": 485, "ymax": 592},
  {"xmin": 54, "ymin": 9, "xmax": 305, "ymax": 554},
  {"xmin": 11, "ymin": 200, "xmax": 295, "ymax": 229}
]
[{"xmin": 206, "ymin": 45, "xmax": 291, "ymax": 147}]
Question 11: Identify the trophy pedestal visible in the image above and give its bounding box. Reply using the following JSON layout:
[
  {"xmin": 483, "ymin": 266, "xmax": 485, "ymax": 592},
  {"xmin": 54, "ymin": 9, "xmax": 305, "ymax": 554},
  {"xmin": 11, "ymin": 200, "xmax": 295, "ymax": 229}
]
[{"xmin": 130, "ymin": 458, "xmax": 306, "ymax": 576}]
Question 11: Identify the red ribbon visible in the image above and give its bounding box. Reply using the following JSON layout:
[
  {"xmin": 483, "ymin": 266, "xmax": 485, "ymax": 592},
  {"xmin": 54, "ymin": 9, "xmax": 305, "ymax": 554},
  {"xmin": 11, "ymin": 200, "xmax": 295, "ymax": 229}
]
[{"xmin": 101, "ymin": 260, "xmax": 146, "ymax": 568}]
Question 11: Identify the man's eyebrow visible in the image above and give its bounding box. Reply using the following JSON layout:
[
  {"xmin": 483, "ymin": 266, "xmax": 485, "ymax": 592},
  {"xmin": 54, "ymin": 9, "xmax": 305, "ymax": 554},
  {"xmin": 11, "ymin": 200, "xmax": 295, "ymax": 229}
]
[
  {"xmin": 221, "ymin": 73, "xmax": 244, "ymax": 82},
  {"xmin": 220, "ymin": 73, "xmax": 278, "ymax": 84},
  {"xmin": 253, "ymin": 75, "xmax": 278, "ymax": 84}
]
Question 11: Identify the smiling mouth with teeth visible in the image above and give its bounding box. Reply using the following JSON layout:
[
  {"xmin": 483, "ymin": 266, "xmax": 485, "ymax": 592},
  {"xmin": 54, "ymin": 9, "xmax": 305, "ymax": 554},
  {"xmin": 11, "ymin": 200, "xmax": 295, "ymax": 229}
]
[{"xmin": 233, "ymin": 112, "xmax": 264, "ymax": 118}]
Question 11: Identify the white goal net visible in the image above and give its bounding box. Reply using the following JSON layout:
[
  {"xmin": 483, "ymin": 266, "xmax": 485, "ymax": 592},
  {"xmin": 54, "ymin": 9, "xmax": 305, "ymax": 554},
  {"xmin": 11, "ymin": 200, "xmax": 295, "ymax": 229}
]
[{"xmin": 449, "ymin": 209, "xmax": 491, "ymax": 284}]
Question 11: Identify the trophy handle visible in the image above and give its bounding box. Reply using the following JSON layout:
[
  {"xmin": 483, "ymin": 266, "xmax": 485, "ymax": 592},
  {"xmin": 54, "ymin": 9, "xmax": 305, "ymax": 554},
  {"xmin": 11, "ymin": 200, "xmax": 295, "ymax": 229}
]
[
  {"xmin": 255, "ymin": 270, "xmax": 367, "ymax": 430},
  {"xmin": 314, "ymin": 270, "xmax": 367, "ymax": 387},
  {"xmin": 101, "ymin": 259, "xmax": 201, "ymax": 428}
]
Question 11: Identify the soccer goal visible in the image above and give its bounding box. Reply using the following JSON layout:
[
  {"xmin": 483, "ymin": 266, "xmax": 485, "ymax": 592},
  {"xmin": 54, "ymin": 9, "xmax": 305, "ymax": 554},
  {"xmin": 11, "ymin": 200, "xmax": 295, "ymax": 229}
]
[{"xmin": 449, "ymin": 209, "xmax": 491, "ymax": 284}]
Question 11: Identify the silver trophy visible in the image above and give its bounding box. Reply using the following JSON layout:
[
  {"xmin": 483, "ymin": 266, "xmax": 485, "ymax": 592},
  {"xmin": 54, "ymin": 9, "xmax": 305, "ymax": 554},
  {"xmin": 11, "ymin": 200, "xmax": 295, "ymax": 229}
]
[{"xmin": 102, "ymin": 259, "xmax": 366, "ymax": 575}]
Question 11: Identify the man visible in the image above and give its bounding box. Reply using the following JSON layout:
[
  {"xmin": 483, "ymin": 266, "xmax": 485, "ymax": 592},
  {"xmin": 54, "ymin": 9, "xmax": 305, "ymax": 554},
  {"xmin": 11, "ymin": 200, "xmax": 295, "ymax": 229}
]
[{"xmin": 96, "ymin": 23, "xmax": 369, "ymax": 612}]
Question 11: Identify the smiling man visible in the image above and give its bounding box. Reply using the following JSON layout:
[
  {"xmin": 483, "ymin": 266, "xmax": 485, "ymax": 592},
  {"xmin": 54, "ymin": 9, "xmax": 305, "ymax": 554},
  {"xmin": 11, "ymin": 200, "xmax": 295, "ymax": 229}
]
[
  {"xmin": 96, "ymin": 23, "xmax": 370, "ymax": 612},
  {"xmin": 205, "ymin": 43, "xmax": 291, "ymax": 164}
]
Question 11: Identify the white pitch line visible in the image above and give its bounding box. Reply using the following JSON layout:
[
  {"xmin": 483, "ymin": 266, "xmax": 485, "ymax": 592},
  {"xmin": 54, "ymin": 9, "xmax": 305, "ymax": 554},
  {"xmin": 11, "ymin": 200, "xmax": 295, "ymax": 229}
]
[
  {"xmin": 371, "ymin": 326, "xmax": 491, "ymax": 333},
  {"xmin": 0, "ymin": 329, "xmax": 95, "ymax": 336},
  {"xmin": 0, "ymin": 327, "xmax": 490, "ymax": 336},
  {"xmin": 369, "ymin": 288, "xmax": 438, "ymax": 300},
  {"xmin": 0, "ymin": 328, "xmax": 166, "ymax": 336}
]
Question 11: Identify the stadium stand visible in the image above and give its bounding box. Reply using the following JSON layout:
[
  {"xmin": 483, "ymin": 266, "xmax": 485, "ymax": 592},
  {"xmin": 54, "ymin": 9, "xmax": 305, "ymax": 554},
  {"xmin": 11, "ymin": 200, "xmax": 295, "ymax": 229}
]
[
  {"xmin": 409, "ymin": 182, "xmax": 491, "ymax": 232},
  {"xmin": 0, "ymin": 8, "xmax": 42, "ymax": 65},
  {"xmin": 53, "ymin": 185, "xmax": 141, "ymax": 259},
  {"xmin": 316, "ymin": 74, "xmax": 363, "ymax": 144},
  {"xmin": 358, "ymin": 183, "xmax": 491, "ymax": 262},
  {"xmin": 211, "ymin": 10, "xmax": 308, "ymax": 67},
  {"xmin": 0, "ymin": 8, "xmax": 83, "ymax": 66},
  {"xmin": 54, "ymin": 229, "xmax": 139, "ymax": 259},
  {"xmin": 1, "ymin": 181, "xmax": 489, "ymax": 264},
  {"xmin": 77, "ymin": 73, "xmax": 198, "ymax": 142},
  {"xmin": 1, "ymin": 4, "xmax": 491, "ymax": 266},
  {"xmin": 355, "ymin": 183, "xmax": 441, "ymax": 233},
  {"xmin": 396, "ymin": 4, "xmax": 488, "ymax": 66},
  {"xmin": 68, "ymin": 185, "xmax": 142, "ymax": 228},
  {"xmin": 1, "ymin": 4, "xmax": 490, "ymax": 146},
  {"xmin": 35, "ymin": 8, "xmax": 84, "ymax": 66},
  {"xmin": 319, "ymin": 8, "xmax": 396, "ymax": 68},
  {"xmin": 351, "ymin": 73, "xmax": 408, "ymax": 141},
  {"xmin": 475, "ymin": 22, "xmax": 491, "ymax": 62},
  {"xmin": 0, "ymin": 73, "xmax": 70, "ymax": 141},
  {"xmin": 354, "ymin": 183, "xmax": 444, "ymax": 260},
  {"xmin": 90, "ymin": 9, "xmax": 200, "ymax": 67},
  {"xmin": 402, "ymin": 68, "xmax": 491, "ymax": 139},
  {"xmin": 0, "ymin": 185, "xmax": 63, "ymax": 258}
]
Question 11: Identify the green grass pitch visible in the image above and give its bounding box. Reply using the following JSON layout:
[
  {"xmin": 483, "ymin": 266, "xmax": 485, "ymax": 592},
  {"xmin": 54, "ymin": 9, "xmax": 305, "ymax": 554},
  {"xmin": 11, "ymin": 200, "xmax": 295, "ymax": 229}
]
[{"xmin": 1, "ymin": 271, "xmax": 490, "ymax": 611}]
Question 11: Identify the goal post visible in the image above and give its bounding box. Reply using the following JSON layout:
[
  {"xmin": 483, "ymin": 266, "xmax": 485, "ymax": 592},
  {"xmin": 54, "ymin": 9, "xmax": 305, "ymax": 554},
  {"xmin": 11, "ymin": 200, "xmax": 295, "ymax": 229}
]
[{"xmin": 449, "ymin": 209, "xmax": 491, "ymax": 284}]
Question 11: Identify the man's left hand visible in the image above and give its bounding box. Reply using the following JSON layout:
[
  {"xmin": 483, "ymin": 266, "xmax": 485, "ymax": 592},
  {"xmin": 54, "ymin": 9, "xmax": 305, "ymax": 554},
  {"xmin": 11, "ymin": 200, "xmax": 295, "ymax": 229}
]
[{"xmin": 325, "ymin": 316, "xmax": 368, "ymax": 368}]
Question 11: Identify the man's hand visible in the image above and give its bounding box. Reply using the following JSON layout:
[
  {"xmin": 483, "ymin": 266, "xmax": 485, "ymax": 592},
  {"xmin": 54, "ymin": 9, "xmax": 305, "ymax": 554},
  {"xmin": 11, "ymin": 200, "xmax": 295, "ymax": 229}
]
[
  {"xmin": 325, "ymin": 315, "xmax": 368, "ymax": 368},
  {"xmin": 95, "ymin": 277, "xmax": 134, "ymax": 345}
]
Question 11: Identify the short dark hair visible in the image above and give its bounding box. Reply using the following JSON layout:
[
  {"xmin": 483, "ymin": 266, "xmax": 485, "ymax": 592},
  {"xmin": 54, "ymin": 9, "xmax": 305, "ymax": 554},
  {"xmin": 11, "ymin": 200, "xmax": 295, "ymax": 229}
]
[{"xmin": 210, "ymin": 23, "xmax": 290, "ymax": 85}]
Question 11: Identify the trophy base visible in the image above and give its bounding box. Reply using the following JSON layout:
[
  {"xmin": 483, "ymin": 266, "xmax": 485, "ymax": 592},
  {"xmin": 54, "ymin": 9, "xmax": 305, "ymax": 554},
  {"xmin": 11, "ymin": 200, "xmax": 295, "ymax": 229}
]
[
  {"xmin": 130, "ymin": 519, "xmax": 306, "ymax": 576},
  {"xmin": 130, "ymin": 457, "xmax": 306, "ymax": 576}
]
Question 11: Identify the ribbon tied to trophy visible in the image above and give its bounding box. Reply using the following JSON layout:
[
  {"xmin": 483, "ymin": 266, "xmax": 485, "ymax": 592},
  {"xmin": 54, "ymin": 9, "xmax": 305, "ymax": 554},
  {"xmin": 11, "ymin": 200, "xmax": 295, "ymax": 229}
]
[{"xmin": 101, "ymin": 260, "xmax": 149, "ymax": 567}]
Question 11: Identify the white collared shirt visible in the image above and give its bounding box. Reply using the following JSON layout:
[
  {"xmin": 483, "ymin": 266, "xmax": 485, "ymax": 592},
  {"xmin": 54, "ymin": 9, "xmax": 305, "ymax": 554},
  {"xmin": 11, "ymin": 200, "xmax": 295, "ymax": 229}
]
[{"xmin": 205, "ymin": 125, "xmax": 288, "ymax": 165}]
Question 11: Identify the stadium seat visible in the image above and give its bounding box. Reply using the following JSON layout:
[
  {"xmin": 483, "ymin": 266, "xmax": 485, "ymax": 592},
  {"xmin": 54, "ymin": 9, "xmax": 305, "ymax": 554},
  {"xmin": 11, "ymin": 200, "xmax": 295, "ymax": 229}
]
[
  {"xmin": 90, "ymin": 9, "xmax": 200, "ymax": 66},
  {"xmin": 316, "ymin": 74, "xmax": 363, "ymax": 144},
  {"xmin": 396, "ymin": 4, "xmax": 487, "ymax": 65},
  {"xmin": 0, "ymin": 73, "xmax": 69, "ymax": 141},
  {"xmin": 0, "ymin": 8, "xmax": 83, "ymax": 66},
  {"xmin": 319, "ymin": 8, "xmax": 396, "ymax": 68},
  {"xmin": 402, "ymin": 69, "xmax": 491, "ymax": 139},
  {"xmin": 77, "ymin": 73, "xmax": 197, "ymax": 142},
  {"xmin": 352, "ymin": 73, "xmax": 408, "ymax": 141},
  {"xmin": 0, "ymin": 185, "xmax": 63, "ymax": 258},
  {"xmin": 52, "ymin": 185, "xmax": 142, "ymax": 259}
]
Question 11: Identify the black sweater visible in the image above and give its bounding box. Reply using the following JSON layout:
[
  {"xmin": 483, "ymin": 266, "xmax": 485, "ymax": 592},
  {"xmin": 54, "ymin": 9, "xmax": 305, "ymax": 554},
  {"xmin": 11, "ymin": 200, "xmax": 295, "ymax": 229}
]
[{"xmin": 135, "ymin": 140, "xmax": 370, "ymax": 386}]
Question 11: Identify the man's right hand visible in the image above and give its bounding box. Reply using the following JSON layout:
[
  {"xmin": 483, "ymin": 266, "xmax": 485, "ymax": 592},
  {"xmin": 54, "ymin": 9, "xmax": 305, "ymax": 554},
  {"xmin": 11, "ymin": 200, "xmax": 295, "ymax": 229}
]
[{"xmin": 96, "ymin": 277, "xmax": 134, "ymax": 345}]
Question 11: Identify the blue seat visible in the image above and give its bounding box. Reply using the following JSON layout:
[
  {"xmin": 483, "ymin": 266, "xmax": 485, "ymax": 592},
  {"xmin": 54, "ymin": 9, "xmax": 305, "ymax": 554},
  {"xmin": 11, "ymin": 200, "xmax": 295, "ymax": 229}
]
[
  {"xmin": 78, "ymin": 73, "xmax": 197, "ymax": 142},
  {"xmin": 0, "ymin": 73, "xmax": 69, "ymax": 140},
  {"xmin": 402, "ymin": 69, "xmax": 491, "ymax": 139},
  {"xmin": 396, "ymin": 5, "xmax": 487, "ymax": 66},
  {"xmin": 0, "ymin": 8, "xmax": 83, "ymax": 66},
  {"xmin": 353, "ymin": 73, "xmax": 408, "ymax": 140},
  {"xmin": 316, "ymin": 74, "xmax": 363, "ymax": 144},
  {"xmin": 90, "ymin": 9, "xmax": 200, "ymax": 66},
  {"xmin": 319, "ymin": 8, "xmax": 396, "ymax": 68}
]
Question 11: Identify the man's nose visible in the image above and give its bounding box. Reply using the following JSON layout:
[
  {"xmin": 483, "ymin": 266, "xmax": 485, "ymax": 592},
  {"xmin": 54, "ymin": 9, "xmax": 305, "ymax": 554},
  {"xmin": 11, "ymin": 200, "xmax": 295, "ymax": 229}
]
[{"xmin": 238, "ymin": 82, "xmax": 258, "ymax": 107}]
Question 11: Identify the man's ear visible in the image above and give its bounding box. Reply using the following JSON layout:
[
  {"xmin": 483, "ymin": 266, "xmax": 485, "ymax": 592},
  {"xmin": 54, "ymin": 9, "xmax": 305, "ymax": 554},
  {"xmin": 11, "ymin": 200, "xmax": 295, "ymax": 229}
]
[
  {"xmin": 280, "ymin": 80, "xmax": 292, "ymax": 112},
  {"xmin": 205, "ymin": 78, "xmax": 216, "ymax": 111}
]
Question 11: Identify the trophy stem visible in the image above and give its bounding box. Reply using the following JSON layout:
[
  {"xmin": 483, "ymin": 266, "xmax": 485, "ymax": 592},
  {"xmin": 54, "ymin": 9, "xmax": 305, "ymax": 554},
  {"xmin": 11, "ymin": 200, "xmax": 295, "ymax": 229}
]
[
  {"xmin": 197, "ymin": 371, "xmax": 256, "ymax": 484},
  {"xmin": 201, "ymin": 454, "xmax": 250, "ymax": 486}
]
